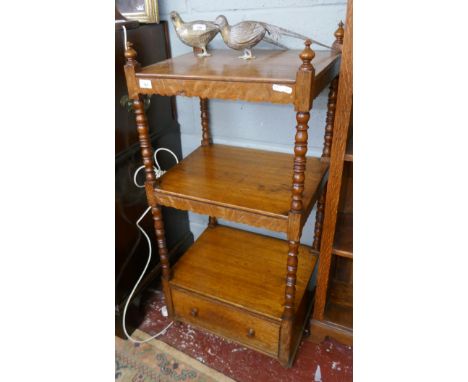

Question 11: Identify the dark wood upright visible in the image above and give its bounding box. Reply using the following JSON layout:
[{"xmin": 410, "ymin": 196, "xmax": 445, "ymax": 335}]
[
  {"xmin": 115, "ymin": 22, "xmax": 193, "ymax": 337},
  {"xmin": 123, "ymin": 24, "xmax": 342, "ymax": 367}
]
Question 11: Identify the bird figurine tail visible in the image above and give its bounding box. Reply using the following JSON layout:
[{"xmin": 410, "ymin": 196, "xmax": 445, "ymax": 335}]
[{"xmin": 262, "ymin": 23, "xmax": 332, "ymax": 49}]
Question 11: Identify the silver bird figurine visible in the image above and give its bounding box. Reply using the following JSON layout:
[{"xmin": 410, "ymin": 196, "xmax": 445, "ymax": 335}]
[
  {"xmin": 170, "ymin": 11, "xmax": 219, "ymax": 57},
  {"xmin": 215, "ymin": 15, "xmax": 332, "ymax": 60}
]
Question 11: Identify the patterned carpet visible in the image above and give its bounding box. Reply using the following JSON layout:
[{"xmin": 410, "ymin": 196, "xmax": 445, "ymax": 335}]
[{"xmin": 116, "ymin": 330, "xmax": 235, "ymax": 382}]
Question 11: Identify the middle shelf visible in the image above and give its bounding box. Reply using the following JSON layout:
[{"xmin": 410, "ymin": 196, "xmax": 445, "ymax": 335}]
[{"xmin": 154, "ymin": 144, "xmax": 329, "ymax": 233}]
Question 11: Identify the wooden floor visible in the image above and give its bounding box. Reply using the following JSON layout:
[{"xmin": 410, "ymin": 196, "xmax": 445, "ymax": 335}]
[
  {"xmin": 155, "ymin": 144, "xmax": 328, "ymax": 232},
  {"xmin": 170, "ymin": 225, "xmax": 316, "ymax": 321}
]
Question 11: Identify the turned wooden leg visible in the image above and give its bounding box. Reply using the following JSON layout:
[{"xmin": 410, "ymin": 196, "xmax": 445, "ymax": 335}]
[
  {"xmin": 208, "ymin": 216, "xmax": 218, "ymax": 227},
  {"xmin": 200, "ymin": 98, "xmax": 211, "ymax": 146},
  {"xmin": 133, "ymin": 97, "xmax": 157, "ymax": 185},
  {"xmin": 200, "ymin": 97, "xmax": 217, "ymax": 227},
  {"xmin": 284, "ymin": 240, "xmax": 300, "ymax": 319},
  {"xmin": 311, "ymin": 76, "xmax": 338, "ymax": 252},
  {"xmin": 290, "ymin": 111, "xmax": 310, "ymax": 213},
  {"xmin": 132, "ymin": 95, "xmax": 174, "ymax": 316},
  {"xmin": 280, "ymin": 110, "xmax": 310, "ymax": 366},
  {"xmin": 322, "ymin": 77, "xmax": 339, "ymax": 158},
  {"xmin": 312, "ymin": 189, "xmax": 326, "ymax": 251},
  {"xmin": 283, "ymin": 110, "xmax": 310, "ymax": 319},
  {"xmin": 152, "ymin": 203, "xmax": 174, "ymax": 315}
]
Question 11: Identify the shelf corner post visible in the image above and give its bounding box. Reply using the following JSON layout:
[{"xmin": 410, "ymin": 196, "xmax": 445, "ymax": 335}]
[
  {"xmin": 125, "ymin": 42, "xmax": 174, "ymax": 316},
  {"xmin": 312, "ymin": 191, "xmax": 326, "ymax": 251},
  {"xmin": 312, "ymin": 74, "xmax": 339, "ymax": 250},
  {"xmin": 322, "ymin": 77, "xmax": 339, "ymax": 158},
  {"xmin": 200, "ymin": 98, "xmax": 212, "ymax": 146},
  {"xmin": 199, "ymin": 98, "xmax": 217, "ymax": 227},
  {"xmin": 280, "ymin": 40, "xmax": 316, "ymax": 366}
]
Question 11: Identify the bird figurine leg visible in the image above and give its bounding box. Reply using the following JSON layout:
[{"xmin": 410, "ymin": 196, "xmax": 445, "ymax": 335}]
[
  {"xmin": 238, "ymin": 48, "xmax": 255, "ymax": 60},
  {"xmin": 197, "ymin": 46, "xmax": 211, "ymax": 57}
]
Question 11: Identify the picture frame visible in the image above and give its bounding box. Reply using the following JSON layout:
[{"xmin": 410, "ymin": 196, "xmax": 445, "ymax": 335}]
[{"xmin": 116, "ymin": 0, "xmax": 159, "ymax": 24}]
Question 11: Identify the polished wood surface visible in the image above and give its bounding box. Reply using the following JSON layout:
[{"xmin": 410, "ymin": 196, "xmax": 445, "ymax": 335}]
[
  {"xmin": 172, "ymin": 288, "xmax": 280, "ymax": 356},
  {"xmin": 133, "ymin": 48, "xmax": 340, "ymax": 105},
  {"xmin": 313, "ymin": 0, "xmax": 353, "ymax": 332},
  {"xmin": 170, "ymin": 225, "xmax": 317, "ymax": 321},
  {"xmin": 154, "ymin": 144, "xmax": 328, "ymax": 233},
  {"xmin": 333, "ymin": 212, "xmax": 353, "ymax": 258},
  {"xmin": 138, "ymin": 49, "xmax": 339, "ymax": 84}
]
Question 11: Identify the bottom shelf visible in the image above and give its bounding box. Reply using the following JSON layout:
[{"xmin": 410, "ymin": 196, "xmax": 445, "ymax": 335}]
[
  {"xmin": 324, "ymin": 301, "xmax": 353, "ymax": 328},
  {"xmin": 170, "ymin": 224, "xmax": 316, "ymax": 321},
  {"xmin": 169, "ymin": 224, "xmax": 317, "ymax": 362}
]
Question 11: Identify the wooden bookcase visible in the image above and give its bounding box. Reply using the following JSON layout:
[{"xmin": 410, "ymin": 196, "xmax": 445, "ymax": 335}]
[
  {"xmin": 310, "ymin": 0, "xmax": 353, "ymax": 346},
  {"xmin": 123, "ymin": 25, "xmax": 343, "ymax": 367}
]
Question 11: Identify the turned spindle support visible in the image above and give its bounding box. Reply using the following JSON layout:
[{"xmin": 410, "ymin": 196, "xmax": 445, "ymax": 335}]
[
  {"xmin": 322, "ymin": 77, "xmax": 339, "ymax": 158},
  {"xmin": 283, "ymin": 40, "xmax": 315, "ymax": 322},
  {"xmin": 312, "ymin": 25, "xmax": 341, "ymax": 251},
  {"xmin": 208, "ymin": 216, "xmax": 218, "ymax": 227},
  {"xmin": 125, "ymin": 42, "xmax": 173, "ymax": 313},
  {"xmin": 200, "ymin": 97, "xmax": 217, "ymax": 227},
  {"xmin": 200, "ymin": 98, "xmax": 212, "ymax": 146},
  {"xmin": 312, "ymin": 191, "xmax": 326, "ymax": 251}
]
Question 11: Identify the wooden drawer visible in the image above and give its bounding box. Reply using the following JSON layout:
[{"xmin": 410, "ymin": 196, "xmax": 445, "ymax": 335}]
[{"xmin": 172, "ymin": 287, "xmax": 280, "ymax": 356}]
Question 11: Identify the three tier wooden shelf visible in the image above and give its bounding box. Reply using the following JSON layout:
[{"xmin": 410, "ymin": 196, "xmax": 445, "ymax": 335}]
[{"xmin": 124, "ymin": 25, "xmax": 343, "ymax": 367}]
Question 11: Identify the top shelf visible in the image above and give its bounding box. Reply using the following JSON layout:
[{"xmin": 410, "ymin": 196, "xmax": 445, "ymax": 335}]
[{"xmin": 132, "ymin": 49, "xmax": 341, "ymax": 105}]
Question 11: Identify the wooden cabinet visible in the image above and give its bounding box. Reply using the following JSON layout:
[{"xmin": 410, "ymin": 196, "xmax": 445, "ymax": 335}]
[
  {"xmin": 310, "ymin": 0, "xmax": 353, "ymax": 346},
  {"xmin": 115, "ymin": 22, "xmax": 193, "ymax": 335},
  {"xmin": 122, "ymin": 24, "xmax": 343, "ymax": 367}
]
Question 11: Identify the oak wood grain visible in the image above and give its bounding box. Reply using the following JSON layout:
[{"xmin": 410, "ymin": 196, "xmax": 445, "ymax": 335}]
[
  {"xmin": 332, "ymin": 212, "xmax": 353, "ymax": 258},
  {"xmin": 170, "ymin": 225, "xmax": 317, "ymax": 321},
  {"xmin": 134, "ymin": 49, "xmax": 340, "ymax": 104},
  {"xmin": 313, "ymin": 0, "xmax": 353, "ymax": 322},
  {"xmin": 172, "ymin": 288, "xmax": 280, "ymax": 357},
  {"xmin": 138, "ymin": 49, "xmax": 338, "ymax": 85},
  {"xmin": 154, "ymin": 145, "xmax": 328, "ymax": 232},
  {"xmin": 328, "ymin": 279, "xmax": 353, "ymax": 308},
  {"xmin": 123, "ymin": 21, "xmax": 343, "ymax": 367}
]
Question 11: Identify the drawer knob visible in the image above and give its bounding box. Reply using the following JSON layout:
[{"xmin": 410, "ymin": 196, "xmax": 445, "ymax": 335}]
[
  {"xmin": 190, "ymin": 307, "xmax": 198, "ymax": 317},
  {"xmin": 247, "ymin": 328, "xmax": 255, "ymax": 338}
]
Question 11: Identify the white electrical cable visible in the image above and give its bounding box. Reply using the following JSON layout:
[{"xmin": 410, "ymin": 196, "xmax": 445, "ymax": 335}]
[{"xmin": 122, "ymin": 148, "xmax": 179, "ymax": 343}]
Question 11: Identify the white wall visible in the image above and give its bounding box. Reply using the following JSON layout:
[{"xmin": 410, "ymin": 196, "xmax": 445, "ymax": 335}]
[{"xmin": 158, "ymin": 0, "xmax": 347, "ymax": 242}]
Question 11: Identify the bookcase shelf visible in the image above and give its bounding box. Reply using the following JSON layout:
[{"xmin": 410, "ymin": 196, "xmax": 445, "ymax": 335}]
[
  {"xmin": 311, "ymin": 0, "xmax": 353, "ymax": 347},
  {"xmin": 333, "ymin": 212, "xmax": 353, "ymax": 258}
]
